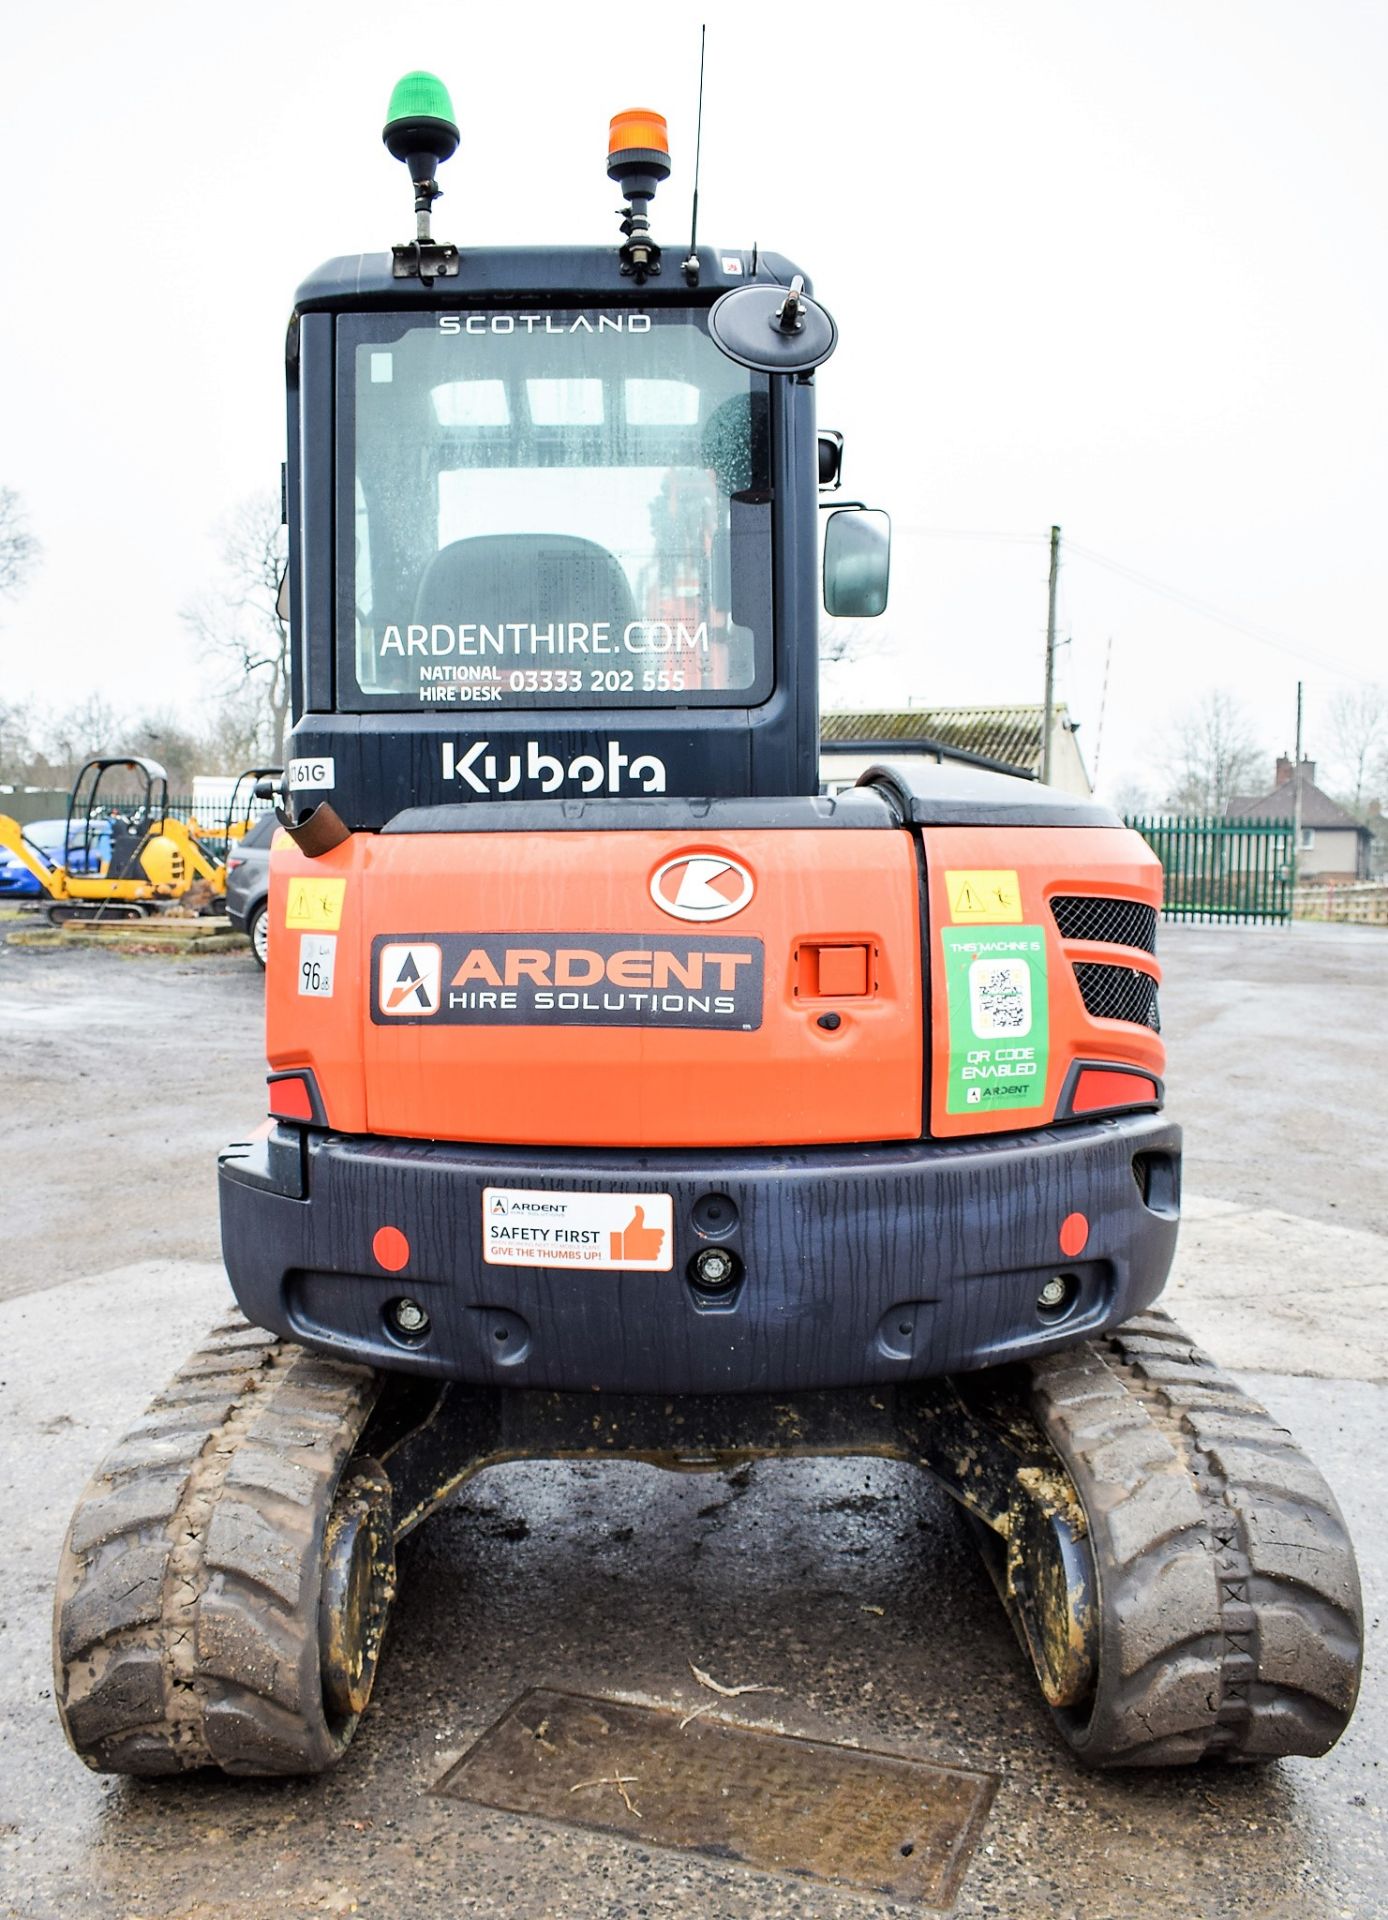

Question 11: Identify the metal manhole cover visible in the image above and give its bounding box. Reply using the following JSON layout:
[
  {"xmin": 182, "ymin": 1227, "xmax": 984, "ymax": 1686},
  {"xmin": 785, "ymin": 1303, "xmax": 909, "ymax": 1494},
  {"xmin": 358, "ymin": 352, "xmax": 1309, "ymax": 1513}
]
[{"xmin": 437, "ymin": 1688, "xmax": 997, "ymax": 1907}]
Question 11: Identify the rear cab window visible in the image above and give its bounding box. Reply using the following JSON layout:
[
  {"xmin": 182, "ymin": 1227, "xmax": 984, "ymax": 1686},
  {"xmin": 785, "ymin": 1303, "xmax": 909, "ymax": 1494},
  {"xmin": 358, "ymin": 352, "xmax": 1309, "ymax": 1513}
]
[{"xmin": 336, "ymin": 310, "xmax": 773, "ymax": 714}]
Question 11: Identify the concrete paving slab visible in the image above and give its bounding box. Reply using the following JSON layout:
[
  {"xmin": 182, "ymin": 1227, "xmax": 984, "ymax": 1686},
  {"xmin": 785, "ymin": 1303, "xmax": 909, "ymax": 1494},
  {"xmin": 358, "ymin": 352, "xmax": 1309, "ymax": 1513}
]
[
  {"xmin": 0, "ymin": 943, "xmax": 264, "ymax": 1302},
  {"xmin": 1168, "ymin": 1195, "xmax": 1388, "ymax": 1382}
]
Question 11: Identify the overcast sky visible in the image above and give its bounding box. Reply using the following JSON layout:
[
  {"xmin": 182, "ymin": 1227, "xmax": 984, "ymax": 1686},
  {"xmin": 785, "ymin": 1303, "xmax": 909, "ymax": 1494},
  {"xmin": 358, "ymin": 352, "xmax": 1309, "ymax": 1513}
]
[{"xmin": 1, "ymin": 0, "xmax": 1383, "ymax": 800}]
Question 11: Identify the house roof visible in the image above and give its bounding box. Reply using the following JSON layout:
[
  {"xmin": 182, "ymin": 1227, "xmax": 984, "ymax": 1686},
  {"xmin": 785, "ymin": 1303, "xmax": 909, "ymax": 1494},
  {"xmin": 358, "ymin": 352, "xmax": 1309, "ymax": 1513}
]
[
  {"xmin": 820, "ymin": 704, "xmax": 1075, "ymax": 774},
  {"xmin": 1228, "ymin": 773, "xmax": 1370, "ymax": 834}
]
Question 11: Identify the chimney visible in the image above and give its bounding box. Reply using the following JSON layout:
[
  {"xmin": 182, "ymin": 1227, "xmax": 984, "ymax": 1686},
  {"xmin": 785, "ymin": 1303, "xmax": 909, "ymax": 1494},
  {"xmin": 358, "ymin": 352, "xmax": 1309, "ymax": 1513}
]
[
  {"xmin": 1274, "ymin": 756, "xmax": 1292, "ymax": 786},
  {"xmin": 1299, "ymin": 758, "xmax": 1316, "ymax": 785}
]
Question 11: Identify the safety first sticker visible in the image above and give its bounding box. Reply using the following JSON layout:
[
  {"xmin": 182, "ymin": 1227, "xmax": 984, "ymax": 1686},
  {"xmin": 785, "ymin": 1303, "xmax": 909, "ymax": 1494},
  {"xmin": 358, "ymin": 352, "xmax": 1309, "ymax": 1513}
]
[
  {"xmin": 285, "ymin": 876, "xmax": 346, "ymax": 931},
  {"xmin": 483, "ymin": 1187, "xmax": 674, "ymax": 1271},
  {"xmin": 941, "ymin": 926, "xmax": 1050, "ymax": 1114},
  {"xmin": 944, "ymin": 869, "xmax": 1022, "ymax": 923}
]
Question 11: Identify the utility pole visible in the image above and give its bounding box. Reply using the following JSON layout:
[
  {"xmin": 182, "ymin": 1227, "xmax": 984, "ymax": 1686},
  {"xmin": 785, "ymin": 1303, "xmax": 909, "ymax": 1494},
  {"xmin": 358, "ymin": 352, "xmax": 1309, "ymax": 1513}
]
[
  {"xmin": 1092, "ymin": 634, "xmax": 1113, "ymax": 784},
  {"xmin": 1041, "ymin": 524, "xmax": 1060, "ymax": 785},
  {"xmin": 1292, "ymin": 679, "xmax": 1304, "ymax": 889}
]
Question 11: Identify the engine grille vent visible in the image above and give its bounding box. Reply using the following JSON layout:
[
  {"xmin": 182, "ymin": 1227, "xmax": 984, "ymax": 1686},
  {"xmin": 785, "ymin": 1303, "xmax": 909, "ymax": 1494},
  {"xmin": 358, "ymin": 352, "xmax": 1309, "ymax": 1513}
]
[
  {"xmin": 1074, "ymin": 961, "xmax": 1161, "ymax": 1031},
  {"xmin": 1051, "ymin": 895, "xmax": 1158, "ymax": 954}
]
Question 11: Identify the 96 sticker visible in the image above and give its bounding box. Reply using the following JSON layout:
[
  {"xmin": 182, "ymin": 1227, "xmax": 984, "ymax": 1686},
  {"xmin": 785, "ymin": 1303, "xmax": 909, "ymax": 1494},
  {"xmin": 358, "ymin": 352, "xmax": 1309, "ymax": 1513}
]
[{"xmin": 298, "ymin": 934, "xmax": 336, "ymax": 997}]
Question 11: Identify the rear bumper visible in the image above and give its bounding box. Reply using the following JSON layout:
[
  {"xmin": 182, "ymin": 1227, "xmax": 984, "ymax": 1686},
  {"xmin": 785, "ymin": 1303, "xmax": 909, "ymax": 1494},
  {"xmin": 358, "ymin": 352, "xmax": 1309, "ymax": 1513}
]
[{"xmin": 219, "ymin": 1116, "xmax": 1181, "ymax": 1393}]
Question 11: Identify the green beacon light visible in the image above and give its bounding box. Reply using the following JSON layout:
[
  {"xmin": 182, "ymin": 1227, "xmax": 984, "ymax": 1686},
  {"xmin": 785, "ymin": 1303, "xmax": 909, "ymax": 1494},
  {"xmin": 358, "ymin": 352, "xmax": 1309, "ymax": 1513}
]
[{"xmin": 383, "ymin": 71, "xmax": 460, "ymax": 276}]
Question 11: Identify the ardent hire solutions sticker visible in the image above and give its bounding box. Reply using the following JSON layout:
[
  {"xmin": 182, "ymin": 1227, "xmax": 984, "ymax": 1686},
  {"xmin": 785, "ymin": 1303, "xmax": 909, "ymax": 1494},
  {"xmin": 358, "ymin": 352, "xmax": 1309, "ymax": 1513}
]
[
  {"xmin": 483, "ymin": 1188, "xmax": 674, "ymax": 1271},
  {"xmin": 285, "ymin": 876, "xmax": 347, "ymax": 931},
  {"xmin": 371, "ymin": 933, "xmax": 763, "ymax": 1030},
  {"xmin": 941, "ymin": 925, "xmax": 1049, "ymax": 1114}
]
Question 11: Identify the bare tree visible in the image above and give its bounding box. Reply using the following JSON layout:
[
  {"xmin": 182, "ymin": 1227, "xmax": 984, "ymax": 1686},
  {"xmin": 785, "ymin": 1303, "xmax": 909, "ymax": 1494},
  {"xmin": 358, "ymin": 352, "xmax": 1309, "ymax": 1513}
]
[
  {"xmin": 126, "ymin": 710, "xmax": 213, "ymax": 791},
  {"xmin": 2, "ymin": 692, "xmax": 275, "ymax": 791},
  {"xmin": 42, "ymin": 694, "xmax": 125, "ymax": 785},
  {"xmin": 1326, "ymin": 683, "xmax": 1386, "ymax": 814},
  {"xmin": 818, "ymin": 619, "xmax": 876, "ymax": 668},
  {"xmin": 182, "ymin": 492, "xmax": 290, "ymax": 761},
  {"xmin": 0, "ymin": 487, "xmax": 41, "ymax": 601},
  {"xmin": 1108, "ymin": 776, "xmax": 1157, "ymax": 819},
  {"xmin": 199, "ymin": 685, "xmax": 278, "ymax": 775},
  {"xmin": 818, "ymin": 620, "xmax": 881, "ymax": 721},
  {"xmin": 1161, "ymin": 689, "xmax": 1265, "ymax": 815},
  {"xmin": 0, "ymin": 697, "xmax": 38, "ymax": 778}
]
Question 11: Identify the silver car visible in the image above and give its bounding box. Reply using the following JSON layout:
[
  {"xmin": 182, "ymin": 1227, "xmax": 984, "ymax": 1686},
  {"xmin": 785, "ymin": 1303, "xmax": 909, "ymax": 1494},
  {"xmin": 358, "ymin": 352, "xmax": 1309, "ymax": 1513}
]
[{"xmin": 224, "ymin": 811, "xmax": 276, "ymax": 966}]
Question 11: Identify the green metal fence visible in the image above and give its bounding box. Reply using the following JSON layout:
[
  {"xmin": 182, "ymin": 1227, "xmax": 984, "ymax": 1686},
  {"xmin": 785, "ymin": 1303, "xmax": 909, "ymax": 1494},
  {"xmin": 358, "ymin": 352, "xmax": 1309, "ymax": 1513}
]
[{"xmin": 1124, "ymin": 815, "xmax": 1294, "ymax": 924}]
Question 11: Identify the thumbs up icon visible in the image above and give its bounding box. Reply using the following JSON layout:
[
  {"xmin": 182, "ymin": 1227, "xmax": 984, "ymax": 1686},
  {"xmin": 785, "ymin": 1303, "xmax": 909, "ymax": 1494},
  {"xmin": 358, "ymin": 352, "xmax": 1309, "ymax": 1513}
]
[{"xmin": 610, "ymin": 1205, "xmax": 666, "ymax": 1264}]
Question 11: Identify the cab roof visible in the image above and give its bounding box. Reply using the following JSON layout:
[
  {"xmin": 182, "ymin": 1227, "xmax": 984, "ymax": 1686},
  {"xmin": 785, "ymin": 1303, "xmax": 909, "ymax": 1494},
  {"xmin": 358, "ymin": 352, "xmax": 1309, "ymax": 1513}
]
[{"xmin": 293, "ymin": 247, "xmax": 808, "ymax": 315}]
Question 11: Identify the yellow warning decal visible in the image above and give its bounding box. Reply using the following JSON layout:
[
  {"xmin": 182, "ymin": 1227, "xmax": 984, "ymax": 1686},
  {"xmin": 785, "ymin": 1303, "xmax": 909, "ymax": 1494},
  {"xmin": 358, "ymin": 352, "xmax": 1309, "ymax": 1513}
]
[
  {"xmin": 285, "ymin": 876, "xmax": 346, "ymax": 931},
  {"xmin": 945, "ymin": 869, "xmax": 1023, "ymax": 924}
]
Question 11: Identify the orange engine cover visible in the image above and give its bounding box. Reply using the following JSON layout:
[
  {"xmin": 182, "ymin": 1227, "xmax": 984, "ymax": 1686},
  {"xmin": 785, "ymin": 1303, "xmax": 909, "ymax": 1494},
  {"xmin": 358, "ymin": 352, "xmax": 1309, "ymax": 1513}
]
[{"xmin": 266, "ymin": 827, "xmax": 925, "ymax": 1149}]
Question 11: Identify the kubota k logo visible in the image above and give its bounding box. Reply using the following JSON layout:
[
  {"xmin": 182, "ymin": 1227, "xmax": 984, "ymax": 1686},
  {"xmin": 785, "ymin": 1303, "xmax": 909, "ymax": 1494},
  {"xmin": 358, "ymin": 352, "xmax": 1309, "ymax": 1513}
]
[
  {"xmin": 650, "ymin": 854, "xmax": 754, "ymax": 923},
  {"xmin": 379, "ymin": 943, "xmax": 443, "ymax": 1016}
]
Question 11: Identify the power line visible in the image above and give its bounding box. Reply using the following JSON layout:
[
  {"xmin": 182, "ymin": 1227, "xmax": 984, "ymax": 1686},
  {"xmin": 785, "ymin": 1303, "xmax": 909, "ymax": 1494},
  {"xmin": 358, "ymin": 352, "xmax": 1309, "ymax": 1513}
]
[
  {"xmin": 895, "ymin": 526, "xmax": 1046, "ymax": 545},
  {"xmin": 891, "ymin": 525, "xmax": 1376, "ymax": 685},
  {"xmin": 1063, "ymin": 539, "xmax": 1374, "ymax": 683}
]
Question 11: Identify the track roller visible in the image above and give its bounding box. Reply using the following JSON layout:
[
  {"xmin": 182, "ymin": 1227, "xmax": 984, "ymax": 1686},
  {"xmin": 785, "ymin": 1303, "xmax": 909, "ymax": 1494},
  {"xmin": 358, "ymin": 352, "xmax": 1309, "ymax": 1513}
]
[{"xmin": 55, "ymin": 1315, "xmax": 390, "ymax": 1776}]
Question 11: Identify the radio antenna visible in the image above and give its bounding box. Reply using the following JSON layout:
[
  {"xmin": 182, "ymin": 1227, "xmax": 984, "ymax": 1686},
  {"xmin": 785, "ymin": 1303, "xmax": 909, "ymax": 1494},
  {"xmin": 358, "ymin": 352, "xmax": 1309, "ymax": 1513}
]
[{"xmin": 682, "ymin": 25, "xmax": 707, "ymax": 285}]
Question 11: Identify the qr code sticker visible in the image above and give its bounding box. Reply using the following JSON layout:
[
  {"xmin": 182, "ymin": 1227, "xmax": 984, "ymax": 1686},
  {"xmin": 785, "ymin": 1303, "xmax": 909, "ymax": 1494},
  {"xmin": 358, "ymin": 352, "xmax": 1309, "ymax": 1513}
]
[{"xmin": 968, "ymin": 958, "xmax": 1032, "ymax": 1038}]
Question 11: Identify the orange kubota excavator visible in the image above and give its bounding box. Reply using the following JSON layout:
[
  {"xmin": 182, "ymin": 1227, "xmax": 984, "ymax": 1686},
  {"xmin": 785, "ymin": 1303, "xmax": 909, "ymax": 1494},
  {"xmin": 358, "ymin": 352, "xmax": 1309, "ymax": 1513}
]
[{"xmin": 54, "ymin": 76, "xmax": 1361, "ymax": 1780}]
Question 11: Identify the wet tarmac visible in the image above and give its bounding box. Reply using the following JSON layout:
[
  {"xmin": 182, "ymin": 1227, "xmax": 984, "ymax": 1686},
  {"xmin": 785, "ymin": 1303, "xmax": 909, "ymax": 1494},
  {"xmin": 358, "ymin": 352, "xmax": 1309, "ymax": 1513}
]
[{"xmin": 1, "ymin": 923, "xmax": 1385, "ymax": 1918}]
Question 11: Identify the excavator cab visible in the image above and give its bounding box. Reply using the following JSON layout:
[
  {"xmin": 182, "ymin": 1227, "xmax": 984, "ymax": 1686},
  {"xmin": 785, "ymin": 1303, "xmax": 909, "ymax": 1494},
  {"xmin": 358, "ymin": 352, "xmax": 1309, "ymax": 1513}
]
[
  {"xmin": 53, "ymin": 73, "xmax": 1362, "ymax": 1786},
  {"xmin": 276, "ymin": 87, "xmax": 887, "ymax": 832},
  {"xmin": 67, "ymin": 757, "xmax": 174, "ymax": 885},
  {"xmin": 222, "ymin": 766, "xmax": 282, "ymax": 843}
]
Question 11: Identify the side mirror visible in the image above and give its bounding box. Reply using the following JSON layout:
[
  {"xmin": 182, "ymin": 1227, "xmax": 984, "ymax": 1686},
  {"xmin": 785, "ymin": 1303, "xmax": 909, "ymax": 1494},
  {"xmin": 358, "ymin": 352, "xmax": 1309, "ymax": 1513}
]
[
  {"xmin": 823, "ymin": 508, "xmax": 891, "ymax": 618},
  {"xmin": 276, "ymin": 567, "xmax": 290, "ymax": 624},
  {"xmin": 818, "ymin": 430, "xmax": 844, "ymax": 490}
]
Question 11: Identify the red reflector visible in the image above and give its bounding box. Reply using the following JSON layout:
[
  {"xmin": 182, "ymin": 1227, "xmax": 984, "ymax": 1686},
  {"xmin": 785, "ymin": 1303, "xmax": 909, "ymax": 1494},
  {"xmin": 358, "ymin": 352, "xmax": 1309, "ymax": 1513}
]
[
  {"xmin": 1072, "ymin": 1069, "xmax": 1158, "ymax": 1114},
  {"xmin": 268, "ymin": 1074, "xmax": 313, "ymax": 1121},
  {"xmin": 373, "ymin": 1226, "xmax": 411, "ymax": 1272},
  {"xmin": 1059, "ymin": 1211, "xmax": 1090, "ymax": 1257}
]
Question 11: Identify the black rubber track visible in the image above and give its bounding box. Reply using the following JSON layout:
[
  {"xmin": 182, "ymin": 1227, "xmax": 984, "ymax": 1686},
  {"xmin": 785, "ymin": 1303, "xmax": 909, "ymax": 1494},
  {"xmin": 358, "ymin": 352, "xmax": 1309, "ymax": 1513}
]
[
  {"xmin": 55, "ymin": 1315, "xmax": 385, "ymax": 1776},
  {"xmin": 1024, "ymin": 1310, "xmax": 1363, "ymax": 1766}
]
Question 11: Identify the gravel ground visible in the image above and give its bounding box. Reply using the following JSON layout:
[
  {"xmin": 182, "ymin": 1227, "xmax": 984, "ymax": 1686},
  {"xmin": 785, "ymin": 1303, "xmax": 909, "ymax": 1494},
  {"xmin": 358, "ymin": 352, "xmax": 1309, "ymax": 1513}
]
[{"xmin": 0, "ymin": 920, "xmax": 1384, "ymax": 1919}]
